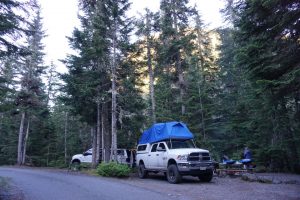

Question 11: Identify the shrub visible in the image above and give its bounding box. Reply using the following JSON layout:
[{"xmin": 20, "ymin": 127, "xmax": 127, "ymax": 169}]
[
  {"xmin": 48, "ymin": 160, "xmax": 68, "ymax": 168},
  {"xmin": 96, "ymin": 162, "xmax": 131, "ymax": 177}
]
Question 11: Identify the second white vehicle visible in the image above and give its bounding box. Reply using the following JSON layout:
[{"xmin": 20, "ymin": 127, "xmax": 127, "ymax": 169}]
[{"xmin": 71, "ymin": 149, "xmax": 130, "ymax": 165}]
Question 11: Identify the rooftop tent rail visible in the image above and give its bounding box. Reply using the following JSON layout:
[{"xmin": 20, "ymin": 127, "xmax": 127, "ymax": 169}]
[{"xmin": 138, "ymin": 121, "xmax": 194, "ymax": 144}]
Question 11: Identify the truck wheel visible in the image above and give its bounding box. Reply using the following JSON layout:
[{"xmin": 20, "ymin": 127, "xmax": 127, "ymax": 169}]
[
  {"xmin": 71, "ymin": 161, "xmax": 80, "ymax": 171},
  {"xmin": 138, "ymin": 163, "xmax": 148, "ymax": 179},
  {"xmin": 198, "ymin": 171, "xmax": 213, "ymax": 182},
  {"xmin": 167, "ymin": 164, "xmax": 181, "ymax": 184}
]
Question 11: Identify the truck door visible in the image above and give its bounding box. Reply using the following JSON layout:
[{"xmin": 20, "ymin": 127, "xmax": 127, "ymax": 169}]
[
  {"xmin": 82, "ymin": 149, "xmax": 92, "ymax": 163},
  {"xmin": 147, "ymin": 143, "xmax": 158, "ymax": 169},
  {"xmin": 157, "ymin": 142, "xmax": 167, "ymax": 169}
]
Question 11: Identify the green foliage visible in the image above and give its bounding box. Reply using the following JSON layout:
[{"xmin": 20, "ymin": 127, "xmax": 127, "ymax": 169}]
[
  {"xmin": 214, "ymin": 0, "xmax": 300, "ymax": 172},
  {"xmin": 62, "ymin": 0, "xmax": 145, "ymax": 156},
  {"xmin": 0, "ymin": 0, "xmax": 30, "ymax": 57},
  {"xmin": 0, "ymin": 114, "xmax": 18, "ymax": 165},
  {"xmin": 48, "ymin": 160, "xmax": 68, "ymax": 168},
  {"xmin": 96, "ymin": 162, "xmax": 131, "ymax": 177},
  {"xmin": 1, "ymin": 0, "xmax": 299, "ymax": 174},
  {"xmin": 47, "ymin": 100, "xmax": 92, "ymax": 166},
  {"xmin": 234, "ymin": 0, "xmax": 300, "ymax": 172}
]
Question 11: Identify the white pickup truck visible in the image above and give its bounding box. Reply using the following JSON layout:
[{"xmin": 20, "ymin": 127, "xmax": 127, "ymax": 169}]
[{"xmin": 136, "ymin": 122, "xmax": 214, "ymax": 184}]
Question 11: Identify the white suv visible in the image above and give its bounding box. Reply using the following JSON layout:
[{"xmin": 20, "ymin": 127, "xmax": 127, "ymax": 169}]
[
  {"xmin": 71, "ymin": 149, "xmax": 130, "ymax": 165},
  {"xmin": 136, "ymin": 139, "xmax": 214, "ymax": 184}
]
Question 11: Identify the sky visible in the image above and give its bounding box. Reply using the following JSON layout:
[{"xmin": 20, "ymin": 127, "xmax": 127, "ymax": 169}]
[{"xmin": 39, "ymin": 0, "xmax": 225, "ymax": 73}]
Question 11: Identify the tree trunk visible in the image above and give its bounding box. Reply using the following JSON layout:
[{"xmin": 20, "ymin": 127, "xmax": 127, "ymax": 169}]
[
  {"xmin": 96, "ymin": 102, "xmax": 101, "ymax": 164},
  {"xmin": 197, "ymin": 84, "xmax": 206, "ymax": 140},
  {"xmin": 46, "ymin": 63, "xmax": 55, "ymax": 106},
  {"xmin": 270, "ymin": 96, "xmax": 279, "ymax": 147},
  {"xmin": 146, "ymin": 12, "xmax": 156, "ymax": 124},
  {"xmin": 22, "ymin": 118, "xmax": 30, "ymax": 165},
  {"xmin": 173, "ymin": 8, "xmax": 185, "ymax": 115},
  {"xmin": 103, "ymin": 103, "xmax": 111, "ymax": 163},
  {"xmin": 17, "ymin": 112, "xmax": 26, "ymax": 165},
  {"xmin": 111, "ymin": 18, "xmax": 118, "ymax": 162},
  {"xmin": 281, "ymin": 99, "xmax": 299, "ymax": 172},
  {"xmin": 101, "ymin": 108, "xmax": 105, "ymax": 162},
  {"xmin": 46, "ymin": 144, "xmax": 50, "ymax": 167},
  {"xmin": 64, "ymin": 112, "xmax": 68, "ymax": 165},
  {"xmin": 92, "ymin": 127, "xmax": 97, "ymax": 168},
  {"xmin": 195, "ymin": 15, "xmax": 206, "ymax": 140},
  {"xmin": 295, "ymin": 92, "xmax": 300, "ymax": 118},
  {"xmin": 178, "ymin": 66, "xmax": 185, "ymax": 115}
]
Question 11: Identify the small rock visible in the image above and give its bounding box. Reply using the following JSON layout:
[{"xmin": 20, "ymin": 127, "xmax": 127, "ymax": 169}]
[
  {"xmin": 242, "ymin": 173, "xmax": 258, "ymax": 182},
  {"xmin": 272, "ymin": 179, "xmax": 282, "ymax": 184},
  {"xmin": 257, "ymin": 176, "xmax": 273, "ymax": 184},
  {"xmin": 284, "ymin": 180, "xmax": 298, "ymax": 184}
]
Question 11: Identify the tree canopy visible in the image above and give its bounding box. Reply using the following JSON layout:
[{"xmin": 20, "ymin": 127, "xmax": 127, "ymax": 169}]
[{"xmin": 0, "ymin": 0, "xmax": 299, "ymax": 173}]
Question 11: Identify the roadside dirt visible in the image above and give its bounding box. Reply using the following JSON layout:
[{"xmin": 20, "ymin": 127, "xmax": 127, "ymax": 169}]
[{"xmin": 0, "ymin": 177, "xmax": 24, "ymax": 200}]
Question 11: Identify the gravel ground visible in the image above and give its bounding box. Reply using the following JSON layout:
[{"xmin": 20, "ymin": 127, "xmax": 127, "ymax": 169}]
[
  {"xmin": 0, "ymin": 167, "xmax": 299, "ymax": 200},
  {"xmin": 123, "ymin": 172, "xmax": 300, "ymax": 200},
  {"xmin": 0, "ymin": 177, "xmax": 24, "ymax": 200}
]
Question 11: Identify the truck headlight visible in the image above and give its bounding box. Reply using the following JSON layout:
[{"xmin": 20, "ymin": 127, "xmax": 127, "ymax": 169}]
[{"xmin": 177, "ymin": 154, "xmax": 188, "ymax": 161}]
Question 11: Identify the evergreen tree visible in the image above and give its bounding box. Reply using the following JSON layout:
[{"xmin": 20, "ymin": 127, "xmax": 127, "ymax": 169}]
[
  {"xmin": 183, "ymin": 11, "xmax": 220, "ymax": 154},
  {"xmin": 230, "ymin": 0, "xmax": 300, "ymax": 171},
  {"xmin": 0, "ymin": 56, "xmax": 19, "ymax": 165},
  {"xmin": 62, "ymin": 0, "xmax": 111, "ymax": 166},
  {"xmin": 0, "ymin": 56, "xmax": 18, "ymax": 113},
  {"xmin": 63, "ymin": 0, "xmax": 144, "ymax": 164},
  {"xmin": 106, "ymin": 0, "xmax": 140, "ymax": 161},
  {"xmin": 47, "ymin": 99, "xmax": 91, "ymax": 167},
  {"xmin": 16, "ymin": 1, "xmax": 49, "ymax": 165},
  {"xmin": 135, "ymin": 9, "xmax": 160, "ymax": 124},
  {"xmin": 156, "ymin": 0, "xmax": 196, "ymax": 121},
  {"xmin": 0, "ymin": 0, "xmax": 30, "ymax": 57}
]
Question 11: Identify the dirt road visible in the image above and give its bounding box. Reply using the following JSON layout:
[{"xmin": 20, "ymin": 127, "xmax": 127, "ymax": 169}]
[{"xmin": 0, "ymin": 167, "xmax": 299, "ymax": 200}]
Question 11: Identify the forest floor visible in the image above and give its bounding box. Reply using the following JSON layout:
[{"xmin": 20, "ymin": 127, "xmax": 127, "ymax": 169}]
[{"xmin": 0, "ymin": 166, "xmax": 300, "ymax": 200}]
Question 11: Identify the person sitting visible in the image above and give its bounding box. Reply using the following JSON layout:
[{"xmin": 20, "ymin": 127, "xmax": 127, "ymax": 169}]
[
  {"xmin": 241, "ymin": 147, "xmax": 252, "ymax": 163},
  {"xmin": 241, "ymin": 146, "xmax": 254, "ymax": 169}
]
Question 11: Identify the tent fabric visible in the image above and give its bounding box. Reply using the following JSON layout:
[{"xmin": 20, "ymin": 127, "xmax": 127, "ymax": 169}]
[{"xmin": 138, "ymin": 121, "xmax": 194, "ymax": 144}]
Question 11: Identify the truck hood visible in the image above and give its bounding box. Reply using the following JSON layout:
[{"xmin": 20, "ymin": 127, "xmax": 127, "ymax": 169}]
[
  {"xmin": 72, "ymin": 154, "xmax": 83, "ymax": 159},
  {"xmin": 168, "ymin": 148, "xmax": 209, "ymax": 155}
]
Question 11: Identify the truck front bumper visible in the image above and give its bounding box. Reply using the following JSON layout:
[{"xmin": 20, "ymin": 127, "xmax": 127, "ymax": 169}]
[{"xmin": 177, "ymin": 162, "xmax": 214, "ymax": 175}]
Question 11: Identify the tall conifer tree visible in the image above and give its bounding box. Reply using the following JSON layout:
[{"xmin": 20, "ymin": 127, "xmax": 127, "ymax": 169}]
[{"xmin": 16, "ymin": 1, "xmax": 48, "ymax": 165}]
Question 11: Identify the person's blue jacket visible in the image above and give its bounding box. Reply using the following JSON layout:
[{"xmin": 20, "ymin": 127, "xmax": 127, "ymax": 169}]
[{"xmin": 243, "ymin": 149, "xmax": 252, "ymax": 159}]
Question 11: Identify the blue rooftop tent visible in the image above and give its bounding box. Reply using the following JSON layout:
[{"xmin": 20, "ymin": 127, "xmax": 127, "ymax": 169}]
[{"xmin": 138, "ymin": 121, "xmax": 194, "ymax": 144}]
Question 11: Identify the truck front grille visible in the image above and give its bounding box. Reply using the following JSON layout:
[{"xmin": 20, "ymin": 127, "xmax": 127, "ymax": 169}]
[{"xmin": 188, "ymin": 152, "xmax": 210, "ymax": 161}]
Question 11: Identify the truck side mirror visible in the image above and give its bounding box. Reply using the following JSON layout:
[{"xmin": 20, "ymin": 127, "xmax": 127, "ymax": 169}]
[{"xmin": 157, "ymin": 147, "xmax": 166, "ymax": 152}]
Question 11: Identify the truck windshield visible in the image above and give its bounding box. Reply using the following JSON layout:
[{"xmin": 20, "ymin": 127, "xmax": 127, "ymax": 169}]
[{"xmin": 166, "ymin": 139, "xmax": 195, "ymax": 149}]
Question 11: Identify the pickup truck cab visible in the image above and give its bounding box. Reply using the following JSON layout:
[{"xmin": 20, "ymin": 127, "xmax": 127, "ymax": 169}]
[
  {"xmin": 136, "ymin": 122, "xmax": 214, "ymax": 184},
  {"xmin": 71, "ymin": 148, "xmax": 93, "ymax": 164}
]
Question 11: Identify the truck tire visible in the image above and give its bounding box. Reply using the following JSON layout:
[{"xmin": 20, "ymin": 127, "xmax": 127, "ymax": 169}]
[
  {"xmin": 167, "ymin": 164, "xmax": 182, "ymax": 184},
  {"xmin": 71, "ymin": 160, "xmax": 80, "ymax": 171},
  {"xmin": 138, "ymin": 163, "xmax": 148, "ymax": 179},
  {"xmin": 198, "ymin": 171, "xmax": 213, "ymax": 182}
]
